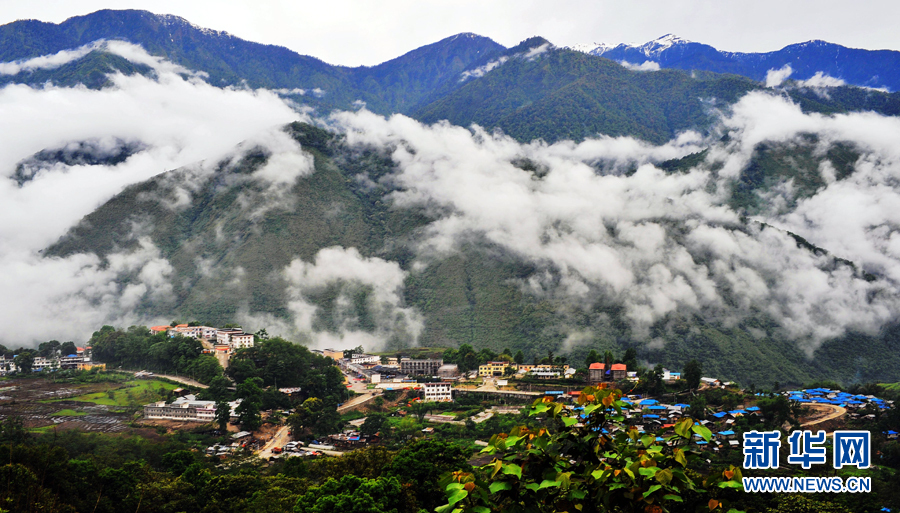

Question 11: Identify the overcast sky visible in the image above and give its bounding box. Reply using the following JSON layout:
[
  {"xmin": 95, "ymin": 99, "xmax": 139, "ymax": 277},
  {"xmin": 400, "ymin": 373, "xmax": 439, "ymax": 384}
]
[{"xmin": 1, "ymin": 0, "xmax": 899, "ymax": 66}]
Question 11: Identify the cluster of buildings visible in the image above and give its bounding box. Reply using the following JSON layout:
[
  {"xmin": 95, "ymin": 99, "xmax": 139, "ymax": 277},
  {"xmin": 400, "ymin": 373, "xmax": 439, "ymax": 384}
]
[
  {"xmin": 0, "ymin": 347, "xmax": 105, "ymax": 376},
  {"xmin": 573, "ymin": 396, "xmax": 750, "ymax": 451},
  {"xmin": 149, "ymin": 324, "xmax": 255, "ymax": 356},
  {"xmin": 478, "ymin": 361, "xmax": 576, "ymax": 379}
]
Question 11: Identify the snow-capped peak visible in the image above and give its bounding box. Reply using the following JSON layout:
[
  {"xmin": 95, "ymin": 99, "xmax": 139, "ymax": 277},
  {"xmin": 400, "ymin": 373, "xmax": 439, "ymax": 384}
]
[
  {"xmin": 638, "ymin": 34, "xmax": 691, "ymax": 56},
  {"xmin": 567, "ymin": 42, "xmax": 617, "ymax": 55}
]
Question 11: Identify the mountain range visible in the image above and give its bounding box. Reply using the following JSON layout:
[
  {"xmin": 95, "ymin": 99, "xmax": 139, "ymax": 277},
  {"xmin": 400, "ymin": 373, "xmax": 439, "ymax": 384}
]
[
  {"xmin": 5, "ymin": 10, "xmax": 900, "ymax": 387},
  {"xmin": 574, "ymin": 34, "xmax": 900, "ymax": 92}
]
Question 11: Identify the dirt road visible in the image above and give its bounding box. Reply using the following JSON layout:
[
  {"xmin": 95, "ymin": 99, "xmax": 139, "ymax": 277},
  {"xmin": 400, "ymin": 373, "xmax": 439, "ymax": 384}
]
[
  {"xmin": 131, "ymin": 372, "xmax": 209, "ymax": 389},
  {"xmin": 800, "ymin": 404, "xmax": 846, "ymax": 432},
  {"xmin": 258, "ymin": 424, "xmax": 291, "ymax": 459}
]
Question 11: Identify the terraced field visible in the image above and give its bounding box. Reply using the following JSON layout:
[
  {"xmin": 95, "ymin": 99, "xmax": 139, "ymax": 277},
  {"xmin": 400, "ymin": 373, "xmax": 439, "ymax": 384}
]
[{"xmin": 0, "ymin": 376, "xmax": 179, "ymax": 433}]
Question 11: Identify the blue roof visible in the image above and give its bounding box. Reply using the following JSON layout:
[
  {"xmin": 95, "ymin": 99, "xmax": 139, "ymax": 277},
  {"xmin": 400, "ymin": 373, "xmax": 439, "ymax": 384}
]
[
  {"xmin": 718, "ymin": 430, "xmax": 735, "ymax": 435},
  {"xmin": 643, "ymin": 414, "xmax": 660, "ymax": 419},
  {"xmin": 674, "ymin": 403, "xmax": 690, "ymax": 408},
  {"xmin": 712, "ymin": 412, "xmax": 727, "ymax": 418},
  {"xmin": 746, "ymin": 406, "xmax": 760, "ymax": 411},
  {"xmin": 640, "ymin": 399, "xmax": 659, "ymax": 405},
  {"xmin": 647, "ymin": 405, "xmax": 667, "ymax": 410}
]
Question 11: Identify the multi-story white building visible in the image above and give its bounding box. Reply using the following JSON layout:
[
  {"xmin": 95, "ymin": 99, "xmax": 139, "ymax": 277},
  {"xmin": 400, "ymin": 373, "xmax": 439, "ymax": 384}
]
[
  {"xmin": 143, "ymin": 394, "xmax": 228, "ymax": 422},
  {"xmin": 33, "ymin": 356, "xmax": 60, "ymax": 371},
  {"xmin": 216, "ymin": 329, "xmax": 254, "ymax": 350},
  {"xmin": 172, "ymin": 325, "xmax": 218, "ymax": 340},
  {"xmin": 0, "ymin": 356, "xmax": 16, "ymax": 375},
  {"xmin": 351, "ymin": 354, "xmax": 380, "ymax": 365},
  {"xmin": 231, "ymin": 333, "xmax": 254, "ymax": 349},
  {"xmin": 423, "ymin": 382, "xmax": 453, "ymax": 402}
]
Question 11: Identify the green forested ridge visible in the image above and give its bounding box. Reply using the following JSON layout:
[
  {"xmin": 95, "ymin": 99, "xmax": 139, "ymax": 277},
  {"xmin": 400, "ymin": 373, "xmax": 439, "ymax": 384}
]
[
  {"xmin": 43, "ymin": 121, "xmax": 900, "ymax": 388},
  {"xmin": 415, "ymin": 47, "xmax": 761, "ymax": 144}
]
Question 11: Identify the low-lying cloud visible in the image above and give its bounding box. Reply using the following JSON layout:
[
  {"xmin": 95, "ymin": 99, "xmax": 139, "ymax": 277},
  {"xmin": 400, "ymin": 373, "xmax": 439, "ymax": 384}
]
[
  {"xmin": 0, "ymin": 42, "xmax": 301, "ymax": 347},
  {"xmin": 279, "ymin": 247, "xmax": 423, "ymax": 351},
  {"xmin": 619, "ymin": 60, "xmax": 661, "ymax": 72},
  {"xmin": 330, "ymin": 93, "xmax": 900, "ymax": 354}
]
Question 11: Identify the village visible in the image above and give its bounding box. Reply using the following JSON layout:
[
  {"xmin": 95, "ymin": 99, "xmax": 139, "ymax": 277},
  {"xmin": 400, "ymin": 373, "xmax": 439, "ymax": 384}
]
[{"xmin": 135, "ymin": 343, "xmax": 896, "ymax": 464}]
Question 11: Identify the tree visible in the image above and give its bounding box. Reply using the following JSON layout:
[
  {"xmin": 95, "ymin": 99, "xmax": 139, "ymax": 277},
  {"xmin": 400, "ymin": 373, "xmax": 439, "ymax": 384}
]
[
  {"xmin": 409, "ymin": 400, "xmax": 433, "ymax": 423},
  {"xmin": 437, "ymin": 386, "xmax": 744, "ymax": 513},
  {"xmin": 288, "ymin": 397, "xmax": 343, "ymax": 437},
  {"xmin": 294, "ymin": 475, "xmax": 415, "ymax": 513},
  {"xmin": 385, "ymin": 438, "xmax": 472, "ymax": 511},
  {"xmin": 235, "ymin": 377, "xmax": 264, "ymax": 431},
  {"xmin": 689, "ymin": 394, "xmax": 707, "ymax": 420},
  {"xmin": 683, "ymin": 359, "xmax": 702, "ymax": 391},
  {"xmin": 204, "ymin": 375, "xmax": 232, "ymax": 402},
  {"xmin": 514, "ymin": 351, "xmax": 524, "ymax": 365},
  {"xmin": 13, "ymin": 351, "xmax": 35, "ymax": 374},
  {"xmin": 38, "ymin": 340, "xmax": 60, "ymax": 357},
  {"xmin": 622, "ymin": 347, "xmax": 638, "ymax": 369},
  {"xmin": 214, "ymin": 398, "xmax": 231, "ymax": 432},
  {"xmin": 360, "ymin": 413, "xmax": 387, "ymax": 436},
  {"xmin": 585, "ymin": 349, "xmax": 600, "ymax": 368},
  {"xmin": 62, "ymin": 340, "xmax": 77, "ymax": 356}
]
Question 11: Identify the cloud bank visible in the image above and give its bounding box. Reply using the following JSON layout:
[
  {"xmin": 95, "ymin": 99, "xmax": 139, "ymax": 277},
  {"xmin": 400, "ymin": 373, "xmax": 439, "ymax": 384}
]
[
  {"xmin": 329, "ymin": 93, "xmax": 900, "ymax": 354},
  {"xmin": 0, "ymin": 42, "xmax": 301, "ymax": 346}
]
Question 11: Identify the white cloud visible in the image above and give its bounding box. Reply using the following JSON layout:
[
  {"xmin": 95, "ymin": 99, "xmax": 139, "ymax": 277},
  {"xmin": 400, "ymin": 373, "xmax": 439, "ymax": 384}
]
[
  {"xmin": 328, "ymin": 96, "xmax": 900, "ymax": 353},
  {"xmin": 619, "ymin": 60, "xmax": 661, "ymax": 72},
  {"xmin": 765, "ymin": 64, "xmax": 793, "ymax": 87},
  {"xmin": 460, "ymin": 56, "xmax": 508, "ymax": 81},
  {"xmin": 0, "ymin": 40, "xmax": 104, "ymax": 75},
  {"xmin": 279, "ymin": 247, "xmax": 424, "ymax": 351},
  {"xmin": 0, "ymin": 42, "xmax": 303, "ymax": 346},
  {"xmin": 797, "ymin": 71, "xmax": 846, "ymax": 88}
]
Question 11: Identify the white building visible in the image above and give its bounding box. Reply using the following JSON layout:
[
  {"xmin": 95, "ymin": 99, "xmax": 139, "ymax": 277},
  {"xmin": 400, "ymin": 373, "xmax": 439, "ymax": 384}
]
[
  {"xmin": 231, "ymin": 333, "xmax": 255, "ymax": 350},
  {"xmin": 0, "ymin": 356, "xmax": 17, "ymax": 375},
  {"xmin": 351, "ymin": 354, "xmax": 380, "ymax": 365},
  {"xmin": 33, "ymin": 356, "xmax": 60, "ymax": 371},
  {"xmin": 217, "ymin": 329, "xmax": 254, "ymax": 350},
  {"xmin": 423, "ymin": 382, "xmax": 453, "ymax": 402},
  {"xmin": 143, "ymin": 394, "xmax": 236, "ymax": 422}
]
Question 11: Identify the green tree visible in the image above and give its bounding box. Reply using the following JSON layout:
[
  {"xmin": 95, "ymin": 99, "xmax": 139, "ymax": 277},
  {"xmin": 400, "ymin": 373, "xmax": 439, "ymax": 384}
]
[
  {"xmin": 294, "ymin": 474, "xmax": 415, "ymax": 513},
  {"xmin": 60, "ymin": 341, "xmax": 77, "ymax": 356},
  {"xmin": 38, "ymin": 340, "xmax": 61, "ymax": 357},
  {"xmin": 360, "ymin": 412, "xmax": 387, "ymax": 436},
  {"xmin": 409, "ymin": 400, "xmax": 433, "ymax": 423},
  {"xmin": 214, "ymin": 398, "xmax": 231, "ymax": 432},
  {"xmin": 622, "ymin": 347, "xmax": 638, "ymax": 369},
  {"xmin": 385, "ymin": 438, "xmax": 471, "ymax": 511},
  {"xmin": 236, "ymin": 377, "xmax": 264, "ymax": 431},
  {"xmin": 683, "ymin": 359, "xmax": 702, "ymax": 391},
  {"xmin": 437, "ymin": 386, "xmax": 743, "ymax": 513},
  {"xmin": 13, "ymin": 350, "xmax": 35, "ymax": 374},
  {"xmin": 585, "ymin": 349, "xmax": 600, "ymax": 368},
  {"xmin": 514, "ymin": 351, "xmax": 524, "ymax": 365},
  {"xmin": 288, "ymin": 397, "xmax": 343, "ymax": 437}
]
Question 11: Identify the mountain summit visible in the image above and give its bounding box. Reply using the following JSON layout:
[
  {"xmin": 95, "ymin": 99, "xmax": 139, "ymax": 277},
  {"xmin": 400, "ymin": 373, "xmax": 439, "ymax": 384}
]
[{"xmin": 572, "ymin": 35, "xmax": 900, "ymax": 91}]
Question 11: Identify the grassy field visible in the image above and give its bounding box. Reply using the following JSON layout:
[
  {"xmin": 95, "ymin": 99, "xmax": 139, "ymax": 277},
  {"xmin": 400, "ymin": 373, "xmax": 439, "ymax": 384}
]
[
  {"xmin": 51, "ymin": 409, "xmax": 87, "ymax": 416},
  {"xmin": 65, "ymin": 379, "xmax": 179, "ymax": 407},
  {"xmin": 881, "ymin": 382, "xmax": 900, "ymax": 392}
]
